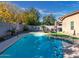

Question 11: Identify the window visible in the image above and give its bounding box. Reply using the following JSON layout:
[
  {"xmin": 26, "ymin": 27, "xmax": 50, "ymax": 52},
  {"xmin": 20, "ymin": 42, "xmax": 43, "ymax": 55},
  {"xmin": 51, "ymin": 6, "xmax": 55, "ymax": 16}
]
[
  {"xmin": 70, "ymin": 21, "xmax": 74, "ymax": 30},
  {"xmin": 58, "ymin": 28, "xmax": 62, "ymax": 31}
]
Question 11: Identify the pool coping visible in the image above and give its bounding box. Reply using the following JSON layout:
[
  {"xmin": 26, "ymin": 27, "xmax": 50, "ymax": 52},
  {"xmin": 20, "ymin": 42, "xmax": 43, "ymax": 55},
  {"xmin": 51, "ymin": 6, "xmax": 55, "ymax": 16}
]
[{"xmin": 0, "ymin": 33, "xmax": 28, "ymax": 54}]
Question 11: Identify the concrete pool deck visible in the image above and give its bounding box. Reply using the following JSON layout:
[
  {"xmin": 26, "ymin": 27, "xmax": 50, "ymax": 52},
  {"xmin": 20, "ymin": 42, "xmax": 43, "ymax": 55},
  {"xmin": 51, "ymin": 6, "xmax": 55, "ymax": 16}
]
[
  {"xmin": 63, "ymin": 44, "xmax": 79, "ymax": 58},
  {"xmin": 62, "ymin": 40, "xmax": 79, "ymax": 58}
]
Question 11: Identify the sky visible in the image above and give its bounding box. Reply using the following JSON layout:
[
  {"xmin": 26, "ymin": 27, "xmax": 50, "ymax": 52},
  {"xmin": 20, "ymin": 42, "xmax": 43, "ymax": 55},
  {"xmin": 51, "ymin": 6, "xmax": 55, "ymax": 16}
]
[{"xmin": 11, "ymin": 1, "xmax": 79, "ymax": 20}]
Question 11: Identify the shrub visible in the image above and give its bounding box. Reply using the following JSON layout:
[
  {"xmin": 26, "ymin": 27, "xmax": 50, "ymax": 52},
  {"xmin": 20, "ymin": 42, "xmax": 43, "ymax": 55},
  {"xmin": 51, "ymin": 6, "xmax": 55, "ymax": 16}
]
[
  {"xmin": 23, "ymin": 26, "xmax": 29, "ymax": 32},
  {"xmin": 7, "ymin": 30, "xmax": 16, "ymax": 35},
  {"xmin": 41, "ymin": 25, "xmax": 48, "ymax": 33},
  {"xmin": 0, "ymin": 37, "xmax": 5, "ymax": 42},
  {"xmin": 71, "ymin": 37, "xmax": 79, "ymax": 39}
]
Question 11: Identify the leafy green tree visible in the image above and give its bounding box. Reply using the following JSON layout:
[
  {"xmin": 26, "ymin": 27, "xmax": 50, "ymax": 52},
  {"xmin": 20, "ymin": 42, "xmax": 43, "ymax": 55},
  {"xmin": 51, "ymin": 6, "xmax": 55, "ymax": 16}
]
[
  {"xmin": 26, "ymin": 8, "xmax": 40, "ymax": 25},
  {"xmin": 43, "ymin": 14, "xmax": 56, "ymax": 25}
]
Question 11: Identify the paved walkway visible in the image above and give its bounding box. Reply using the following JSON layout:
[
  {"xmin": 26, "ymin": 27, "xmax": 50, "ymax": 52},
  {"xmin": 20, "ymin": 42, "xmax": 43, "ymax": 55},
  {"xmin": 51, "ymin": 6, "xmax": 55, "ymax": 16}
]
[
  {"xmin": 62, "ymin": 40, "xmax": 79, "ymax": 58},
  {"xmin": 0, "ymin": 33, "xmax": 27, "ymax": 54},
  {"xmin": 64, "ymin": 44, "xmax": 79, "ymax": 58}
]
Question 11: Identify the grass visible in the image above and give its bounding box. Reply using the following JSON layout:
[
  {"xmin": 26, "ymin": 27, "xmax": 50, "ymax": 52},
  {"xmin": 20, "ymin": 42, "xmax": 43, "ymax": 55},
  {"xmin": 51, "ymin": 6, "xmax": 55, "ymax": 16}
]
[{"xmin": 51, "ymin": 32, "xmax": 79, "ymax": 40}]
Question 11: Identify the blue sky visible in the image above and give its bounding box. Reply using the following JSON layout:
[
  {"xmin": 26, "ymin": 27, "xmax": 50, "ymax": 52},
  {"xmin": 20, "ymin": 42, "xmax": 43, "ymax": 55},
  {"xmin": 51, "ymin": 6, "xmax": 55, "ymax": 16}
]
[{"xmin": 11, "ymin": 1, "xmax": 79, "ymax": 20}]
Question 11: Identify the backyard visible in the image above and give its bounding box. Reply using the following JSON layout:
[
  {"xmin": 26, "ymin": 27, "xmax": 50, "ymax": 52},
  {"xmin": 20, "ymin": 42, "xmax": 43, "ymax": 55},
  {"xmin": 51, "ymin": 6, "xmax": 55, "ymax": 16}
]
[{"xmin": 0, "ymin": 1, "xmax": 79, "ymax": 58}]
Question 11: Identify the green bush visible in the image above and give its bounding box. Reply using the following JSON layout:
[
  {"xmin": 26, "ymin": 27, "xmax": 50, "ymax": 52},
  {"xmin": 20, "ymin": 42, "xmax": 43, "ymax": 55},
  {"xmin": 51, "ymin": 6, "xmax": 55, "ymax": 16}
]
[
  {"xmin": 7, "ymin": 30, "xmax": 16, "ymax": 35},
  {"xmin": 41, "ymin": 25, "xmax": 49, "ymax": 33},
  {"xmin": 0, "ymin": 37, "xmax": 5, "ymax": 42},
  {"xmin": 71, "ymin": 37, "xmax": 79, "ymax": 39},
  {"xmin": 23, "ymin": 26, "xmax": 29, "ymax": 32}
]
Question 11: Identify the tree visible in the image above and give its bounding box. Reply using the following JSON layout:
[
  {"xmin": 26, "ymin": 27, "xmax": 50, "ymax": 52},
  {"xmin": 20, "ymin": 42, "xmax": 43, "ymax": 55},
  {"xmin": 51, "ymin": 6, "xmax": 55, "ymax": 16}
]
[
  {"xmin": 0, "ymin": 2, "xmax": 23, "ymax": 24},
  {"xmin": 43, "ymin": 14, "xmax": 56, "ymax": 25},
  {"xmin": 0, "ymin": 2, "xmax": 41, "ymax": 26},
  {"xmin": 25, "ymin": 8, "xmax": 40, "ymax": 25}
]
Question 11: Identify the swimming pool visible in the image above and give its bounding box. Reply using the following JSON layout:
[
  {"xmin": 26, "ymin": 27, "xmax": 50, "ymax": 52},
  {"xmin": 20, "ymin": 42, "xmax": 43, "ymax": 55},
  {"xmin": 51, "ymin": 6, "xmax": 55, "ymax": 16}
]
[{"xmin": 0, "ymin": 33, "xmax": 63, "ymax": 58}]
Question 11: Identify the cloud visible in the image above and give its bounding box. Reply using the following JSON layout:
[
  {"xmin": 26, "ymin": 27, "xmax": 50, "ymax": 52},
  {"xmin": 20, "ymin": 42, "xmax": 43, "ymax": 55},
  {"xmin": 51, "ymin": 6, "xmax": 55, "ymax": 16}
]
[
  {"xmin": 21, "ymin": 8, "xmax": 67, "ymax": 20},
  {"xmin": 36, "ymin": 8, "xmax": 68, "ymax": 20},
  {"xmin": 68, "ymin": 2, "xmax": 79, "ymax": 7},
  {"xmin": 36, "ymin": 8, "xmax": 67, "ymax": 16},
  {"xmin": 52, "ymin": 11, "xmax": 68, "ymax": 20},
  {"xmin": 53, "ymin": 11, "xmax": 67, "ymax": 16},
  {"xmin": 36, "ymin": 8, "xmax": 53, "ymax": 15}
]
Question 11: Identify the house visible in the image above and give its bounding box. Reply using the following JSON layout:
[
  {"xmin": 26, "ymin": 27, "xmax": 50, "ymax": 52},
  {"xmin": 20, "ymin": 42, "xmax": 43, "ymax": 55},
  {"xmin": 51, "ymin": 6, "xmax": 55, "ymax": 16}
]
[
  {"xmin": 55, "ymin": 21, "xmax": 62, "ymax": 32},
  {"xmin": 60, "ymin": 11, "xmax": 79, "ymax": 37}
]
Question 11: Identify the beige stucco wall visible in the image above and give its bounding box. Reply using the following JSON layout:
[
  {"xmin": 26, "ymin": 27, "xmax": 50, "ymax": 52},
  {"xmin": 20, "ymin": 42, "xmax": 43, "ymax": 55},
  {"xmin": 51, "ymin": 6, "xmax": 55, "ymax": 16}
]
[{"xmin": 62, "ymin": 13, "xmax": 79, "ymax": 37}]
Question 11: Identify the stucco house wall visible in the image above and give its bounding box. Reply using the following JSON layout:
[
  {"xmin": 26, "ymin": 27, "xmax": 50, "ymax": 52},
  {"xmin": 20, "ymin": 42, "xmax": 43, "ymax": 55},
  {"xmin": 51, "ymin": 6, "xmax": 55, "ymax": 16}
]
[{"xmin": 62, "ymin": 13, "xmax": 79, "ymax": 36}]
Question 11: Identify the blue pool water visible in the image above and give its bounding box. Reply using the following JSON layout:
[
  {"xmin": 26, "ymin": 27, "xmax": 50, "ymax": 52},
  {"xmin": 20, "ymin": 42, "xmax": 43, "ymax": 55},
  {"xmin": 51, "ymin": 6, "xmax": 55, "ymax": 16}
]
[{"xmin": 0, "ymin": 34, "xmax": 63, "ymax": 58}]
